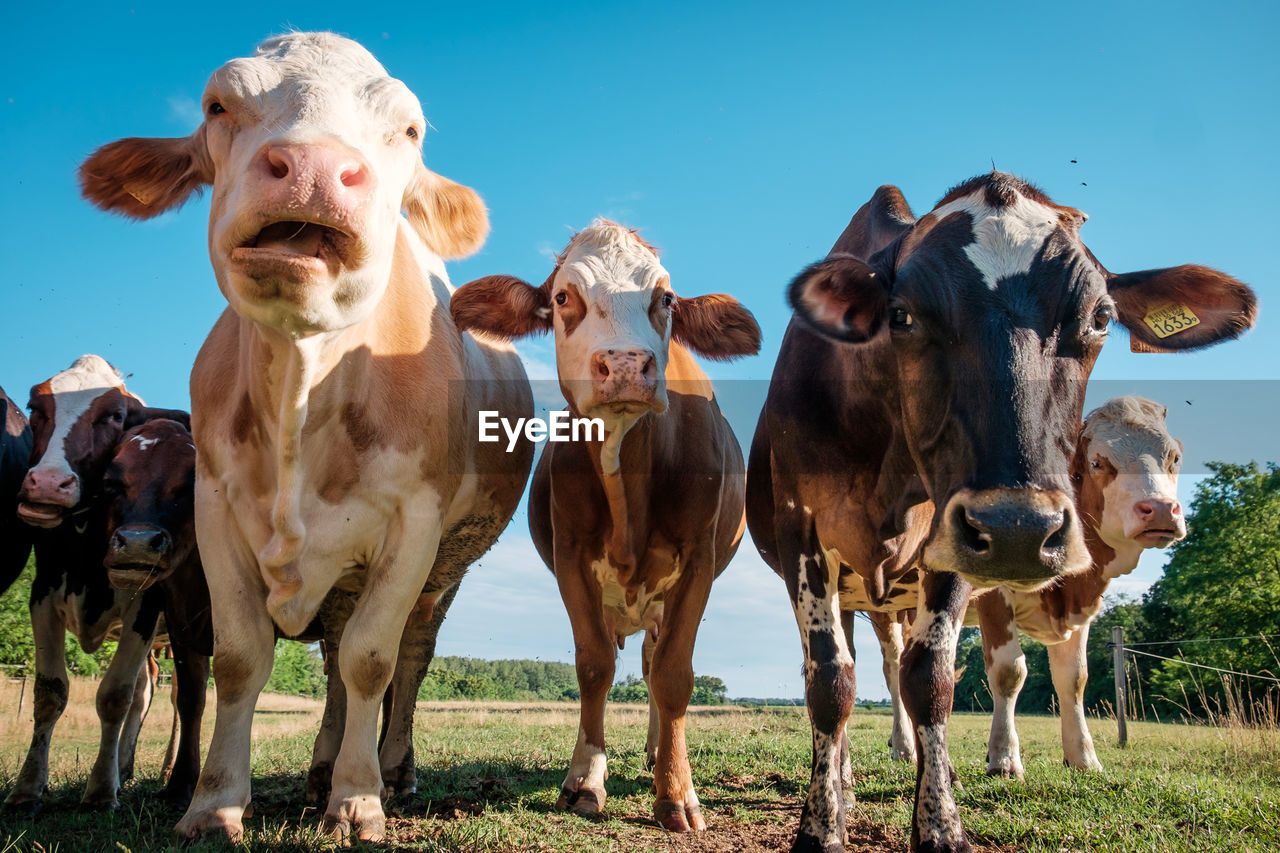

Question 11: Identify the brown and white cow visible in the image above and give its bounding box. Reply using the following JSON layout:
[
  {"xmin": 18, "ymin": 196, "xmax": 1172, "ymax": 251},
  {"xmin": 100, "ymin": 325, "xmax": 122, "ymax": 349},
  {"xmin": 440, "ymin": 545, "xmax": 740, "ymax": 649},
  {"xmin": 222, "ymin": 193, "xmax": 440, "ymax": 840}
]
[
  {"xmin": 451, "ymin": 219, "xmax": 761, "ymax": 830},
  {"xmin": 1, "ymin": 384, "xmax": 33, "ymax": 595},
  {"xmin": 101, "ymin": 418, "xmax": 211, "ymax": 805},
  {"xmin": 78, "ymin": 32, "xmax": 533, "ymax": 841},
  {"xmin": 6, "ymin": 355, "xmax": 188, "ymax": 813},
  {"xmin": 973, "ymin": 395, "xmax": 1185, "ymax": 778},
  {"xmin": 746, "ymin": 173, "xmax": 1255, "ymax": 852}
]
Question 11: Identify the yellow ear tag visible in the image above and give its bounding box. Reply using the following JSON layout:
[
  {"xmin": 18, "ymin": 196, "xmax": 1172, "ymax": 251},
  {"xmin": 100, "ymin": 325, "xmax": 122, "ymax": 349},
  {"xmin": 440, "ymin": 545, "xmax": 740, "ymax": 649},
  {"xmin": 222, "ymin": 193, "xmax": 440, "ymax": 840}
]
[{"xmin": 1142, "ymin": 303, "xmax": 1201, "ymax": 339}]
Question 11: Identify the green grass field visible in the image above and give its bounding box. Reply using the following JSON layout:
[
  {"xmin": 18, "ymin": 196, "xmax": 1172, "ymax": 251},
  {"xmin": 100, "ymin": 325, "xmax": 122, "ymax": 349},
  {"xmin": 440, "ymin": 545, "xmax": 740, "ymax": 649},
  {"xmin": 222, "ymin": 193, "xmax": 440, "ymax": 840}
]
[{"xmin": 1, "ymin": 678, "xmax": 1277, "ymax": 852}]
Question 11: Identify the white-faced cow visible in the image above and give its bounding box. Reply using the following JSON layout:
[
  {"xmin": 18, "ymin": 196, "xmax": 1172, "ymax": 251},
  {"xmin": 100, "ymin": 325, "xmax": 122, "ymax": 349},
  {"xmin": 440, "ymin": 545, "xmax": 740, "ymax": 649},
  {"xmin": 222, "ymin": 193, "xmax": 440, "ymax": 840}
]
[
  {"xmin": 102, "ymin": 418, "xmax": 211, "ymax": 805},
  {"xmin": 78, "ymin": 33, "xmax": 533, "ymax": 842},
  {"xmin": 6, "ymin": 355, "xmax": 188, "ymax": 813},
  {"xmin": 451, "ymin": 219, "xmax": 761, "ymax": 830},
  {"xmin": 1, "ymin": 384, "xmax": 34, "ymax": 594},
  {"xmin": 973, "ymin": 395, "xmax": 1185, "ymax": 778},
  {"xmin": 746, "ymin": 172, "xmax": 1256, "ymax": 852}
]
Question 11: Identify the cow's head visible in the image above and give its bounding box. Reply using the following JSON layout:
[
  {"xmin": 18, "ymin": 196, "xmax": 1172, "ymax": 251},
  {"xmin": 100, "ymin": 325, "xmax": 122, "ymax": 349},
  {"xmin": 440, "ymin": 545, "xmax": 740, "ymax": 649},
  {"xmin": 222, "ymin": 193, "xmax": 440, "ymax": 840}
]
[
  {"xmin": 103, "ymin": 419, "xmax": 197, "ymax": 591},
  {"xmin": 1073, "ymin": 396, "xmax": 1185, "ymax": 558},
  {"xmin": 451, "ymin": 219, "xmax": 759, "ymax": 427},
  {"xmin": 79, "ymin": 32, "xmax": 487, "ymax": 335},
  {"xmin": 789, "ymin": 173, "xmax": 1254, "ymax": 589},
  {"xmin": 19, "ymin": 355, "xmax": 187, "ymax": 528}
]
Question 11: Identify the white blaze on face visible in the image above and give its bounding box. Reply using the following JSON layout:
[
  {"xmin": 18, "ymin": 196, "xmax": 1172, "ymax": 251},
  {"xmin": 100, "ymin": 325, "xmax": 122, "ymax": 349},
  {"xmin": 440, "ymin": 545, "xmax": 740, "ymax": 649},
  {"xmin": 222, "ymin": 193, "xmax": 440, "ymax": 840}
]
[
  {"xmin": 1083, "ymin": 397, "xmax": 1185, "ymax": 550},
  {"xmin": 551, "ymin": 220, "xmax": 672, "ymax": 423},
  {"xmin": 32, "ymin": 355, "xmax": 129, "ymax": 493},
  {"xmin": 928, "ymin": 189, "xmax": 1068, "ymax": 290},
  {"xmin": 202, "ymin": 33, "xmax": 429, "ymax": 331}
]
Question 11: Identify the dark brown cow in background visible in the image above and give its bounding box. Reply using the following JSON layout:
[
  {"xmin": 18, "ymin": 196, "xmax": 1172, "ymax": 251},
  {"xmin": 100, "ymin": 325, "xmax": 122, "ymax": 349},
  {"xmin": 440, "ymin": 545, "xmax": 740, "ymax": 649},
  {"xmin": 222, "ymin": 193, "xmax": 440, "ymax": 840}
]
[
  {"xmin": 101, "ymin": 418, "xmax": 211, "ymax": 806},
  {"xmin": 1, "ymin": 384, "xmax": 33, "ymax": 594},
  {"xmin": 452, "ymin": 219, "xmax": 761, "ymax": 831},
  {"xmin": 746, "ymin": 172, "xmax": 1256, "ymax": 852},
  {"xmin": 6, "ymin": 355, "xmax": 189, "ymax": 813}
]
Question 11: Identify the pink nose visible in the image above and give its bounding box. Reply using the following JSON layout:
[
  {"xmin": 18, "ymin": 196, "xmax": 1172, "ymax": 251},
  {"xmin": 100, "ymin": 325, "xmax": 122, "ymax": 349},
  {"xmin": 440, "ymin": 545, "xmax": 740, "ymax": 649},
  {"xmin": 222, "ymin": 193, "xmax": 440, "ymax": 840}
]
[
  {"xmin": 590, "ymin": 349, "xmax": 658, "ymax": 404},
  {"xmin": 257, "ymin": 143, "xmax": 372, "ymax": 206},
  {"xmin": 21, "ymin": 468, "xmax": 80, "ymax": 507},
  {"xmin": 1135, "ymin": 499, "xmax": 1181, "ymax": 525}
]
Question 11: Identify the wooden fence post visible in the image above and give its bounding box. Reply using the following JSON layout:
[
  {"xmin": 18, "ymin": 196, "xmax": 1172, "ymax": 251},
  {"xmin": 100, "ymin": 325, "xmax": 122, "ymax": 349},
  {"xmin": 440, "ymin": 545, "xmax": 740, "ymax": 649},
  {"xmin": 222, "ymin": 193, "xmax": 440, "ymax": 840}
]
[{"xmin": 1113, "ymin": 625, "xmax": 1128, "ymax": 748}]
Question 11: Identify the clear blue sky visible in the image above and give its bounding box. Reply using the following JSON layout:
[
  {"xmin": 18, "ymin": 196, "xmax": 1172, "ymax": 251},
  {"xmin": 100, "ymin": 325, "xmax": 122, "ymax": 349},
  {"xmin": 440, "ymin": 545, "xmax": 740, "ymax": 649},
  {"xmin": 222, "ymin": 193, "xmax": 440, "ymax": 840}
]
[{"xmin": 1, "ymin": 1, "xmax": 1276, "ymax": 699}]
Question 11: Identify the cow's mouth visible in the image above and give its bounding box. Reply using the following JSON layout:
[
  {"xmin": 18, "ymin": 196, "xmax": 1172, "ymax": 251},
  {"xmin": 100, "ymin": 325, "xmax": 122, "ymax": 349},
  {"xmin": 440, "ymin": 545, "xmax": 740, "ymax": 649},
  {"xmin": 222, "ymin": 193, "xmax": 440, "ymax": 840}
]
[
  {"xmin": 230, "ymin": 220, "xmax": 355, "ymax": 273},
  {"xmin": 105, "ymin": 564, "xmax": 167, "ymax": 591},
  {"xmin": 1135, "ymin": 528, "xmax": 1181, "ymax": 547},
  {"xmin": 16, "ymin": 502, "xmax": 65, "ymax": 528}
]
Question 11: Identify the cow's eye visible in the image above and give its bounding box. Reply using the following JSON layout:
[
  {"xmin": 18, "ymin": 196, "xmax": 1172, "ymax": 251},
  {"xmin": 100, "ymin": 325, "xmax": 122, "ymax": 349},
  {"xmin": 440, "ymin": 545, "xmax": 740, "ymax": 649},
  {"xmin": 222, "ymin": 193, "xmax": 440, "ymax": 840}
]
[
  {"xmin": 662, "ymin": 293, "xmax": 674, "ymax": 309},
  {"xmin": 889, "ymin": 308, "xmax": 913, "ymax": 330},
  {"xmin": 406, "ymin": 126, "xmax": 419, "ymax": 141},
  {"xmin": 554, "ymin": 291, "xmax": 567, "ymax": 306},
  {"xmin": 1091, "ymin": 457, "xmax": 1103, "ymax": 470},
  {"xmin": 1091, "ymin": 305, "xmax": 1113, "ymax": 333},
  {"xmin": 1171, "ymin": 453, "xmax": 1182, "ymax": 468},
  {"xmin": 207, "ymin": 101, "xmax": 226, "ymax": 116}
]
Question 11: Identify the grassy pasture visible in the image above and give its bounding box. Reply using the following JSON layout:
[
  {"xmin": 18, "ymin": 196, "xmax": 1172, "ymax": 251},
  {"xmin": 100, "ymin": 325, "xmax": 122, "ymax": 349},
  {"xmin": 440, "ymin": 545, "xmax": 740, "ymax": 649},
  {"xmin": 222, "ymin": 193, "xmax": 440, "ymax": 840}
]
[{"xmin": 1, "ymin": 677, "xmax": 1277, "ymax": 852}]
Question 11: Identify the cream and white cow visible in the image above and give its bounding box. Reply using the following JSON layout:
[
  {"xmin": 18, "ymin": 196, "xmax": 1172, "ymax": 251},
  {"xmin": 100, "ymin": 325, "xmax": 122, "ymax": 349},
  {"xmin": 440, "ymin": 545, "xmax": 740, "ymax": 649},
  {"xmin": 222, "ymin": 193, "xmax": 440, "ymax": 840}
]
[{"xmin": 79, "ymin": 33, "xmax": 533, "ymax": 841}]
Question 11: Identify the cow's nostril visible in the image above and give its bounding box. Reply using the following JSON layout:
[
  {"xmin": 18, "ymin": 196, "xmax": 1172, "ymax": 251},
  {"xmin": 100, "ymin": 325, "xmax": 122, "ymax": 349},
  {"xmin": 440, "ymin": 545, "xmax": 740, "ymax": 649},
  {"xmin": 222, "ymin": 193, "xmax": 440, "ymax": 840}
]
[
  {"xmin": 1042, "ymin": 508, "xmax": 1069, "ymax": 552},
  {"xmin": 266, "ymin": 148, "xmax": 290, "ymax": 180},
  {"xmin": 958, "ymin": 506, "xmax": 992, "ymax": 556},
  {"xmin": 1135, "ymin": 501, "xmax": 1154, "ymax": 518},
  {"xmin": 591, "ymin": 354, "xmax": 611, "ymax": 380},
  {"xmin": 56, "ymin": 476, "xmax": 76, "ymax": 493},
  {"xmin": 339, "ymin": 163, "xmax": 366, "ymax": 188},
  {"xmin": 110, "ymin": 531, "xmax": 127, "ymax": 552},
  {"xmin": 148, "ymin": 532, "xmax": 168, "ymax": 552}
]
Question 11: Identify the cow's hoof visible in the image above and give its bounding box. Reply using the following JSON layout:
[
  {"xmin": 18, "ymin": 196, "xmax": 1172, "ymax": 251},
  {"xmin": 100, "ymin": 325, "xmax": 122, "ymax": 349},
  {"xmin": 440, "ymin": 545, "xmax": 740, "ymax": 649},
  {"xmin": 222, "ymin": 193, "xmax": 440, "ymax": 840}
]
[
  {"xmin": 381, "ymin": 763, "xmax": 417, "ymax": 798},
  {"xmin": 174, "ymin": 807, "xmax": 244, "ymax": 843},
  {"xmin": 891, "ymin": 748, "xmax": 916, "ymax": 763},
  {"xmin": 915, "ymin": 839, "xmax": 973, "ymax": 853},
  {"xmin": 323, "ymin": 795, "xmax": 386, "ymax": 843},
  {"xmin": 2, "ymin": 797, "xmax": 42, "ymax": 817},
  {"xmin": 305, "ymin": 762, "xmax": 332, "ymax": 804},
  {"xmin": 984, "ymin": 763, "xmax": 1023, "ymax": 781},
  {"xmin": 790, "ymin": 828, "xmax": 844, "ymax": 853},
  {"xmin": 654, "ymin": 798, "xmax": 706, "ymax": 832},
  {"xmin": 80, "ymin": 791, "xmax": 120, "ymax": 813},
  {"xmin": 160, "ymin": 782, "xmax": 196, "ymax": 809},
  {"xmin": 643, "ymin": 749, "xmax": 657, "ymax": 772},
  {"xmin": 555, "ymin": 785, "xmax": 605, "ymax": 817}
]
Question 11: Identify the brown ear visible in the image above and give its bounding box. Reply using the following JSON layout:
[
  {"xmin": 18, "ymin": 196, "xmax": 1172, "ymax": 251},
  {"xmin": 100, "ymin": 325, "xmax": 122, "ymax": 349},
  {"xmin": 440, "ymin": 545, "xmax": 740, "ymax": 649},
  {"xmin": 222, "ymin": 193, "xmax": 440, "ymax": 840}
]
[
  {"xmin": 404, "ymin": 163, "xmax": 489, "ymax": 259},
  {"xmin": 451, "ymin": 274, "xmax": 553, "ymax": 339},
  {"xmin": 1108, "ymin": 264, "xmax": 1257, "ymax": 352},
  {"xmin": 672, "ymin": 294, "xmax": 761, "ymax": 360},
  {"xmin": 124, "ymin": 395, "xmax": 192, "ymax": 430},
  {"xmin": 79, "ymin": 128, "xmax": 212, "ymax": 219},
  {"xmin": 788, "ymin": 254, "xmax": 889, "ymax": 343}
]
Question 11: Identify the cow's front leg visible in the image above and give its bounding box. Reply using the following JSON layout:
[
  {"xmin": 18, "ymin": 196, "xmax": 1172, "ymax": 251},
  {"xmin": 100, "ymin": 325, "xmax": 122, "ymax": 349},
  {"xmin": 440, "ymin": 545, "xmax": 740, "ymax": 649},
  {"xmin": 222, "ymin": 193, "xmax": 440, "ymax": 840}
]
[
  {"xmin": 554, "ymin": 548, "xmax": 614, "ymax": 818},
  {"xmin": 379, "ymin": 583, "xmax": 457, "ymax": 796},
  {"xmin": 323, "ymin": 517, "xmax": 443, "ymax": 844},
  {"xmin": 976, "ymin": 590, "xmax": 1026, "ymax": 779},
  {"xmin": 161, "ymin": 638, "xmax": 210, "ymax": 806},
  {"xmin": 83, "ymin": 594, "xmax": 160, "ymax": 810},
  {"xmin": 1047, "ymin": 623, "xmax": 1101, "ymax": 771},
  {"xmin": 307, "ymin": 595, "xmax": 354, "ymax": 805},
  {"xmin": 902, "ymin": 571, "xmax": 972, "ymax": 853},
  {"xmin": 175, "ymin": 507, "xmax": 275, "ymax": 843},
  {"xmin": 649, "ymin": 559, "xmax": 714, "ymax": 832},
  {"xmin": 870, "ymin": 611, "xmax": 916, "ymax": 763},
  {"xmin": 782, "ymin": 511, "xmax": 855, "ymax": 853},
  {"xmin": 117, "ymin": 646, "xmax": 160, "ymax": 786},
  {"xmin": 4, "ymin": 594, "xmax": 69, "ymax": 814}
]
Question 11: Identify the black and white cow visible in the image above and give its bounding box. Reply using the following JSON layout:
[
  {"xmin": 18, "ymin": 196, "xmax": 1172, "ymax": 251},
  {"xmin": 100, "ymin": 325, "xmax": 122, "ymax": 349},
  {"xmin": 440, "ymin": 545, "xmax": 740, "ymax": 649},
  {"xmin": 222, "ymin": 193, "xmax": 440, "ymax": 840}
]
[
  {"xmin": 1, "ymin": 384, "xmax": 34, "ymax": 594},
  {"xmin": 5, "ymin": 355, "xmax": 188, "ymax": 813},
  {"xmin": 746, "ymin": 172, "xmax": 1256, "ymax": 852}
]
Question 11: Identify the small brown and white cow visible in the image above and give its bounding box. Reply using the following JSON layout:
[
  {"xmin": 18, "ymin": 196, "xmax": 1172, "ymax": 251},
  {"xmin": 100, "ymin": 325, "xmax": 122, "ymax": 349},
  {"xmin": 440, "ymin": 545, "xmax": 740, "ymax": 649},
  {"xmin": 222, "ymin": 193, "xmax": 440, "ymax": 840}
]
[
  {"xmin": 6, "ymin": 355, "xmax": 187, "ymax": 813},
  {"xmin": 973, "ymin": 395, "xmax": 1185, "ymax": 778},
  {"xmin": 451, "ymin": 219, "xmax": 760, "ymax": 831},
  {"xmin": 79, "ymin": 33, "xmax": 533, "ymax": 842}
]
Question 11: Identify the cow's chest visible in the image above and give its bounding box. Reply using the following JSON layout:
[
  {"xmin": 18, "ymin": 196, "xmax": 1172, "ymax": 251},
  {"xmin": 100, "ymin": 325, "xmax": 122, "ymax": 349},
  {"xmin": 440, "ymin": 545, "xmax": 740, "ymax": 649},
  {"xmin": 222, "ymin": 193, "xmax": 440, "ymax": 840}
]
[
  {"xmin": 50, "ymin": 582, "xmax": 124, "ymax": 651},
  {"xmin": 590, "ymin": 548, "xmax": 683, "ymax": 643}
]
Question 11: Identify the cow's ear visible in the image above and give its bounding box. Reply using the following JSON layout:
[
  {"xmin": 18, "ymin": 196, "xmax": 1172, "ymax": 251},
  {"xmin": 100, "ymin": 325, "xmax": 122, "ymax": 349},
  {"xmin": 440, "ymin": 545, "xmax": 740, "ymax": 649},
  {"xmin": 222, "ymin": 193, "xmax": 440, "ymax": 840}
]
[
  {"xmin": 788, "ymin": 254, "xmax": 889, "ymax": 343},
  {"xmin": 79, "ymin": 127, "xmax": 212, "ymax": 219},
  {"xmin": 124, "ymin": 396, "xmax": 192, "ymax": 431},
  {"xmin": 404, "ymin": 163, "xmax": 489, "ymax": 260},
  {"xmin": 672, "ymin": 294, "xmax": 761, "ymax": 360},
  {"xmin": 1108, "ymin": 265, "xmax": 1257, "ymax": 352},
  {"xmin": 451, "ymin": 274, "xmax": 552, "ymax": 339}
]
